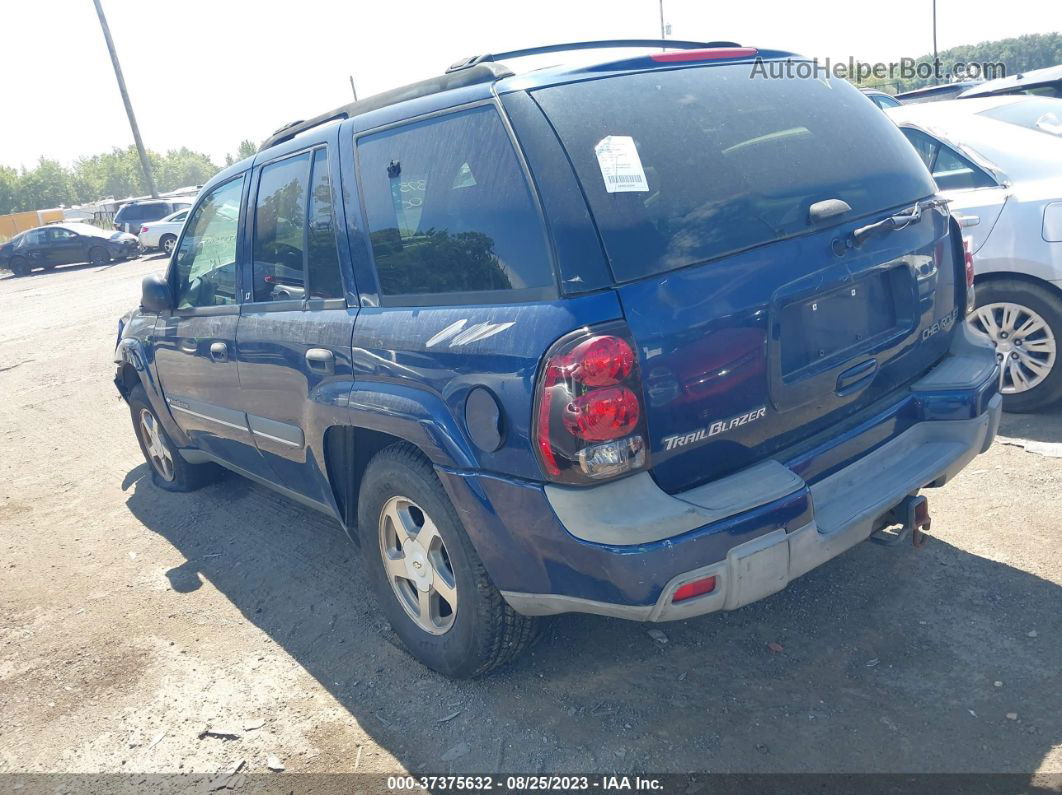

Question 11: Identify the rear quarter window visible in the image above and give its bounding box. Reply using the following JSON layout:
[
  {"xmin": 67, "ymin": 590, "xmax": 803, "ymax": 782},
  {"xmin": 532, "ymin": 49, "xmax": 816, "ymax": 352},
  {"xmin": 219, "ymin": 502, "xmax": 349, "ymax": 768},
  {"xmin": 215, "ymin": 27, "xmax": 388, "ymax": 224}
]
[
  {"xmin": 357, "ymin": 106, "xmax": 554, "ymax": 304},
  {"xmin": 532, "ymin": 65, "xmax": 936, "ymax": 282}
]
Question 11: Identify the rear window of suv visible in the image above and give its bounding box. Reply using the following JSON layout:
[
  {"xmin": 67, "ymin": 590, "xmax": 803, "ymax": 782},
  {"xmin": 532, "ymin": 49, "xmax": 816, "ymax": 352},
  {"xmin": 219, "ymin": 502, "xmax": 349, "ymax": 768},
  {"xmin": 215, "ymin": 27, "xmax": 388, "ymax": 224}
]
[
  {"xmin": 532, "ymin": 65, "xmax": 936, "ymax": 282},
  {"xmin": 115, "ymin": 202, "xmax": 172, "ymax": 223}
]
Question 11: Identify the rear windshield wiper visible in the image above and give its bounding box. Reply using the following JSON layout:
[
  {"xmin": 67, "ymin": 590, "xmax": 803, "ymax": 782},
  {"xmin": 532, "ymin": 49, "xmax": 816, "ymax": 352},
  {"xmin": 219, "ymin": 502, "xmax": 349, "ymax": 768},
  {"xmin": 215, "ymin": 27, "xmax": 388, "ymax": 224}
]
[{"xmin": 851, "ymin": 198, "xmax": 948, "ymax": 247}]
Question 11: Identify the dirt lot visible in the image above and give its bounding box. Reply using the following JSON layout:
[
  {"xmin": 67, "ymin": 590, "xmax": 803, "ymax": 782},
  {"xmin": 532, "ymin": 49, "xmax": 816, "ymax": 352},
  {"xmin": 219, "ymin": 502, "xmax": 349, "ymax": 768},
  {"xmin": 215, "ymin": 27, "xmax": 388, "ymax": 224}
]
[{"xmin": 0, "ymin": 255, "xmax": 1060, "ymax": 779}]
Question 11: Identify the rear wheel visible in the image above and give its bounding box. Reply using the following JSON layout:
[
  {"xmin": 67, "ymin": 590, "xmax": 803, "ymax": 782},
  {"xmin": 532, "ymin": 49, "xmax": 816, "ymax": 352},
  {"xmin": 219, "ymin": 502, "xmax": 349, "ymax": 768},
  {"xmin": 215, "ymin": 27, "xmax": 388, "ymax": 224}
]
[
  {"xmin": 10, "ymin": 257, "xmax": 30, "ymax": 276},
  {"xmin": 968, "ymin": 279, "xmax": 1062, "ymax": 413},
  {"xmin": 160, "ymin": 234, "xmax": 177, "ymax": 255},
  {"xmin": 89, "ymin": 246, "xmax": 109, "ymax": 266},
  {"xmin": 127, "ymin": 384, "xmax": 222, "ymax": 491},
  {"xmin": 357, "ymin": 444, "xmax": 538, "ymax": 678}
]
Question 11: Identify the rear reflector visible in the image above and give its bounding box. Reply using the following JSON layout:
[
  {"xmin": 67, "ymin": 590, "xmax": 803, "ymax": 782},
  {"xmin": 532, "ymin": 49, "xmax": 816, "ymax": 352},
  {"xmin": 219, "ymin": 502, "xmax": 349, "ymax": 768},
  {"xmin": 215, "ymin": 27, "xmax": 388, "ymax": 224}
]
[
  {"xmin": 650, "ymin": 47, "xmax": 758, "ymax": 63},
  {"xmin": 672, "ymin": 576, "xmax": 717, "ymax": 602}
]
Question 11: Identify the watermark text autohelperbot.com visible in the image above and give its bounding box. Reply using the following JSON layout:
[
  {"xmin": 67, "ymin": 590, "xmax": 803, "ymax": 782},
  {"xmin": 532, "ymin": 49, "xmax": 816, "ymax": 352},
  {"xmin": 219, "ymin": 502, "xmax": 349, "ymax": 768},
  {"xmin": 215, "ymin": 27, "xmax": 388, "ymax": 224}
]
[{"xmin": 750, "ymin": 57, "xmax": 1006, "ymax": 82}]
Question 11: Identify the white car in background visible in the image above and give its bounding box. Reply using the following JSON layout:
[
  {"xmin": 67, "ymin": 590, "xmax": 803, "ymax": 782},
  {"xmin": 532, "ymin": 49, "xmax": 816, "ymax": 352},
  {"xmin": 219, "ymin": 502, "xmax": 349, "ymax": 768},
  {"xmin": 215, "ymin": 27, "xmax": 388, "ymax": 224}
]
[
  {"xmin": 138, "ymin": 208, "xmax": 189, "ymax": 255},
  {"xmin": 887, "ymin": 96, "xmax": 1062, "ymax": 412}
]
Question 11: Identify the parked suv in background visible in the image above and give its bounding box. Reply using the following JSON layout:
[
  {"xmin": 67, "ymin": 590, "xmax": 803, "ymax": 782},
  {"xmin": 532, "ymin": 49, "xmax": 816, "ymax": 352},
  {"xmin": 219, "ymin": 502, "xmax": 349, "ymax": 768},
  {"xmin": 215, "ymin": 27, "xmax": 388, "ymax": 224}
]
[
  {"xmin": 115, "ymin": 41, "xmax": 1001, "ymax": 678},
  {"xmin": 113, "ymin": 199, "xmax": 192, "ymax": 235}
]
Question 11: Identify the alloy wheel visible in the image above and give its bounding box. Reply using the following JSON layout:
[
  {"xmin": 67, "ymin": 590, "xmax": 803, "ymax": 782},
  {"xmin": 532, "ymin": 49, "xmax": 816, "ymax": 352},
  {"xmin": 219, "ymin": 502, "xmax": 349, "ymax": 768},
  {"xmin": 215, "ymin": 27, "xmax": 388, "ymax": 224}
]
[
  {"xmin": 968, "ymin": 302, "xmax": 1057, "ymax": 394},
  {"xmin": 378, "ymin": 495, "xmax": 458, "ymax": 635},
  {"xmin": 139, "ymin": 409, "xmax": 175, "ymax": 481}
]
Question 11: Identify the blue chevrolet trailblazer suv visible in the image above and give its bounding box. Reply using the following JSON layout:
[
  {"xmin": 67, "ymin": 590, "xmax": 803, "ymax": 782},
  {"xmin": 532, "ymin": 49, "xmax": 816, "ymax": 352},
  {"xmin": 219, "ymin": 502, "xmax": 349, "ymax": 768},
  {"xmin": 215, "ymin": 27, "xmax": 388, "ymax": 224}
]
[{"xmin": 115, "ymin": 41, "xmax": 1002, "ymax": 677}]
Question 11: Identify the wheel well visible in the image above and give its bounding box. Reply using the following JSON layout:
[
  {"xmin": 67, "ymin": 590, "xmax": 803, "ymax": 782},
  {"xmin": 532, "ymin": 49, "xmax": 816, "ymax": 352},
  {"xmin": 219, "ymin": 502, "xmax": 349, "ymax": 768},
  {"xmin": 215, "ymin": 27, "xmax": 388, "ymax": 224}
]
[
  {"xmin": 324, "ymin": 426, "xmax": 411, "ymax": 534},
  {"xmin": 975, "ymin": 270, "xmax": 1062, "ymax": 299},
  {"xmin": 116, "ymin": 362, "xmax": 141, "ymax": 398}
]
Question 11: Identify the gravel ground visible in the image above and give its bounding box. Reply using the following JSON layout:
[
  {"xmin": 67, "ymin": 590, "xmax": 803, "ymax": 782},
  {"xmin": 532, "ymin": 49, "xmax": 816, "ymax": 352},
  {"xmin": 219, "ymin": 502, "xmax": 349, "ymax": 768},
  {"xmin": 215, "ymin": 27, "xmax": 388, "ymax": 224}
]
[{"xmin": 0, "ymin": 255, "xmax": 1060, "ymax": 779}]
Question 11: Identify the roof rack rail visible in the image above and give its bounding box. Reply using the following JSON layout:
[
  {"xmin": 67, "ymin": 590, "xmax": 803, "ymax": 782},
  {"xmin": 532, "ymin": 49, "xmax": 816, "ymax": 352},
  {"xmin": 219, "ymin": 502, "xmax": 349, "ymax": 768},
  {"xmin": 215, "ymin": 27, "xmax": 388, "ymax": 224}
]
[
  {"xmin": 258, "ymin": 62, "xmax": 513, "ymax": 152},
  {"xmin": 447, "ymin": 39, "xmax": 742, "ymax": 72}
]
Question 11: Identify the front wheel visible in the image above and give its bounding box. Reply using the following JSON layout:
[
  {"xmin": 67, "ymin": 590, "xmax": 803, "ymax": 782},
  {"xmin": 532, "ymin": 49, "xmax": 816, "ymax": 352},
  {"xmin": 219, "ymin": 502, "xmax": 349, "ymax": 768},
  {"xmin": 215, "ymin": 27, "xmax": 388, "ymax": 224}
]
[
  {"xmin": 357, "ymin": 444, "xmax": 538, "ymax": 678},
  {"xmin": 160, "ymin": 234, "xmax": 177, "ymax": 255},
  {"xmin": 968, "ymin": 279, "xmax": 1062, "ymax": 412},
  {"xmin": 127, "ymin": 384, "xmax": 222, "ymax": 491},
  {"xmin": 89, "ymin": 247, "xmax": 109, "ymax": 266},
  {"xmin": 10, "ymin": 257, "xmax": 30, "ymax": 276}
]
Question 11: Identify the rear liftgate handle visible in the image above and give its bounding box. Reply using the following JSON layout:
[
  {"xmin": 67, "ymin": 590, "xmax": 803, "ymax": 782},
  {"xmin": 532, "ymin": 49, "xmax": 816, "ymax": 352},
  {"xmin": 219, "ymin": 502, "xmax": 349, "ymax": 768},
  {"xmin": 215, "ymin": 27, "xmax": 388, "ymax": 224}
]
[{"xmin": 306, "ymin": 348, "xmax": 335, "ymax": 375}]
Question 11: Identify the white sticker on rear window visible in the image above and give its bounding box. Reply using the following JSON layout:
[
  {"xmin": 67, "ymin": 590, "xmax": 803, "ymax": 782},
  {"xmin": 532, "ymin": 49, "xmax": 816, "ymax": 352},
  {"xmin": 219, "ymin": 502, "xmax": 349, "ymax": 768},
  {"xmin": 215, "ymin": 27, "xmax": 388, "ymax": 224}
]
[{"xmin": 594, "ymin": 136, "xmax": 649, "ymax": 193}]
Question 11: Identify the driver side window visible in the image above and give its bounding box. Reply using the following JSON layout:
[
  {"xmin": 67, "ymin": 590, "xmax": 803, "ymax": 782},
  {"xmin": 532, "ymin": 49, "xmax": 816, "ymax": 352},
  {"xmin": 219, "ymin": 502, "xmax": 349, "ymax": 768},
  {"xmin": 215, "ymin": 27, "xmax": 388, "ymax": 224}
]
[{"xmin": 173, "ymin": 176, "xmax": 244, "ymax": 309}]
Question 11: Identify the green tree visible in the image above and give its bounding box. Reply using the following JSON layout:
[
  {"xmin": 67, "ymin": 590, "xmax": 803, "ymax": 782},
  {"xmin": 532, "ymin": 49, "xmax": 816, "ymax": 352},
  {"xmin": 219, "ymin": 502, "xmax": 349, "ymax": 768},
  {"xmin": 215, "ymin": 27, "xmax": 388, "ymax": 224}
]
[
  {"xmin": 0, "ymin": 166, "xmax": 19, "ymax": 215},
  {"xmin": 17, "ymin": 158, "xmax": 74, "ymax": 210},
  {"xmin": 225, "ymin": 139, "xmax": 259, "ymax": 166},
  {"xmin": 853, "ymin": 32, "xmax": 1062, "ymax": 94}
]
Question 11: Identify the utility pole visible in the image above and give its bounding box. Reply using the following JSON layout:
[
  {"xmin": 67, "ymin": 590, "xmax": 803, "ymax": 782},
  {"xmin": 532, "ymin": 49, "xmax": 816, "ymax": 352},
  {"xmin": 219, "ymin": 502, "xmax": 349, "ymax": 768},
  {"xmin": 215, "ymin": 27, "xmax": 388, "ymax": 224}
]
[
  {"xmin": 92, "ymin": 0, "xmax": 158, "ymax": 198},
  {"xmin": 658, "ymin": 0, "xmax": 666, "ymax": 42},
  {"xmin": 932, "ymin": 0, "xmax": 939, "ymax": 84}
]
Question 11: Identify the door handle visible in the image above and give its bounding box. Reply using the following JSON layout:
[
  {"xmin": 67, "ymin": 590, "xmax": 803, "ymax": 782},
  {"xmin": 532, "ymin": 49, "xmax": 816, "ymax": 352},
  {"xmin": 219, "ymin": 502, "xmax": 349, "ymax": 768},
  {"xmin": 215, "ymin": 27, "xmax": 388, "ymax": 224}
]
[
  {"xmin": 209, "ymin": 342, "xmax": 229, "ymax": 363},
  {"xmin": 954, "ymin": 214, "xmax": 980, "ymax": 227},
  {"xmin": 306, "ymin": 348, "xmax": 335, "ymax": 375},
  {"xmin": 836, "ymin": 358, "xmax": 878, "ymax": 396}
]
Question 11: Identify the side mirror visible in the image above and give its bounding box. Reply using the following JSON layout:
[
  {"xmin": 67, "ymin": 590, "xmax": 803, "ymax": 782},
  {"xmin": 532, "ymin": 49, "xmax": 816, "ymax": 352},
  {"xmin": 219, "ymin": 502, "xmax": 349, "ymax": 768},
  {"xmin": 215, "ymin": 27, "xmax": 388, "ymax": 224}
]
[{"xmin": 141, "ymin": 273, "xmax": 171, "ymax": 313}]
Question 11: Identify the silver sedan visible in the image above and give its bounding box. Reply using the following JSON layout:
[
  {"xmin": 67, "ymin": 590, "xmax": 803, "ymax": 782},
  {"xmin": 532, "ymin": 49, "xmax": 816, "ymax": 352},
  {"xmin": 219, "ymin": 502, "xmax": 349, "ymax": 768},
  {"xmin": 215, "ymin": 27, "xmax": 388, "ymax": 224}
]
[{"xmin": 888, "ymin": 96, "xmax": 1062, "ymax": 412}]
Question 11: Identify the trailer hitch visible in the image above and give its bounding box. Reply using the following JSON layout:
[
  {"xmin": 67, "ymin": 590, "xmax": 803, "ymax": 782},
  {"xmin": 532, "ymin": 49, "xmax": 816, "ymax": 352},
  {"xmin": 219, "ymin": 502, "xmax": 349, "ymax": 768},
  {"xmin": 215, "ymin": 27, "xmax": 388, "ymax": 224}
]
[{"xmin": 869, "ymin": 494, "xmax": 931, "ymax": 548}]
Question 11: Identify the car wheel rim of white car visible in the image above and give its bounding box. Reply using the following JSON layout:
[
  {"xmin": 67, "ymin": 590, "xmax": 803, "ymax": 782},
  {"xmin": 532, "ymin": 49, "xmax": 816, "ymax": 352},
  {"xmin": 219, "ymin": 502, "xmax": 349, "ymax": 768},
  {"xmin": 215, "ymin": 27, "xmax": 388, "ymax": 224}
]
[{"xmin": 968, "ymin": 302, "xmax": 1056, "ymax": 394}]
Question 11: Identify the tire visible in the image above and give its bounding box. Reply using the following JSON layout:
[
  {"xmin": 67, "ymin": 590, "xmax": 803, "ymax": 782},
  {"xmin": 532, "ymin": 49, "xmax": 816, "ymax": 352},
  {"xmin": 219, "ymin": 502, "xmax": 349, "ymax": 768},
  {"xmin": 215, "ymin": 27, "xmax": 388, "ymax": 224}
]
[
  {"xmin": 127, "ymin": 383, "xmax": 223, "ymax": 492},
  {"xmin": 89, "ymin": 246, "xmax": 109, "ymax": 266},
  {"xmin": 968, "ymin": 278, "xmax": 1062, "ymax": 413},
  {"xmin": 160, "ymin": 235, "xmax": 177, "ymax": 256},
  {"xmin": 357, "ymin": 443, "xmax": 538, "ymax": 678},
  {"xmin": 10, "ymin": 257, "xmax": 30, "ymax": 277}
]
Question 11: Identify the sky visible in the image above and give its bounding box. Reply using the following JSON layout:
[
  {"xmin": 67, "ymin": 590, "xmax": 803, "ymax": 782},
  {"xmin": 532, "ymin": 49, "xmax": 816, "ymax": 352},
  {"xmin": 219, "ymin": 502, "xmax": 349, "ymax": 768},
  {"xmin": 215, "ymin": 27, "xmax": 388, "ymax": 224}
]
[{"xmin": 0, "ymin": 0, "xmax": 1057, "ymax": 171}]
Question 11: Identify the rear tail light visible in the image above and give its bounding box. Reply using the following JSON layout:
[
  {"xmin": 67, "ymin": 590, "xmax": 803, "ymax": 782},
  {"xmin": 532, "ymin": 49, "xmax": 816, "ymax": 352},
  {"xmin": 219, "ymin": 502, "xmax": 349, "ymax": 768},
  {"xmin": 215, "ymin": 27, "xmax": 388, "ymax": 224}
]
[
  {"xmin": 534, "ymin": 324, "xmax": 648, "ymax": 483},
  {"xmin": 140, "ymin": 226, "xmax": 149, "ymax": 234},
  {"xmin": 962, "ymin": 236, "xmax": 976, "ymax": 315}
]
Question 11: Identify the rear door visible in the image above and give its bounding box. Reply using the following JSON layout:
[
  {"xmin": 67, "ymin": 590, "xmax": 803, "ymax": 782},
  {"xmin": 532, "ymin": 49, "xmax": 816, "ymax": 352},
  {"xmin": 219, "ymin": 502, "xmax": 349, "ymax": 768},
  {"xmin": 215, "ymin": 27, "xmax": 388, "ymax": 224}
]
[
  {"xmin": 234, "ymin": 144, "xmax": 358, "ymax": 505},
  {"xmin": 531, "ymin": 64, "xmax": 960, "ymax": 493}
]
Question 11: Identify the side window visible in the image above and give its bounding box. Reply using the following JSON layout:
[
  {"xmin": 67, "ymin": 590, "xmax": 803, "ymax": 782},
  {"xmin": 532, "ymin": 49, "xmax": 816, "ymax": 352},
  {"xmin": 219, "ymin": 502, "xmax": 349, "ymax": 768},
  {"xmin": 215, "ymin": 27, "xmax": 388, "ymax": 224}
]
[
  {"xmin": 901, "ymin": 128, "xmax": 995, "ymax": 191},
  {"xmin": 173, "ymin": 176, "xmax": 244, "ymax": 310},
  {"xmin": 252, "ymin": 153, "xmax": 310, "ymax": 302},
  {"xmin": 931, "ymin": 146, "xmax": 996, "ymax": 190},
  {"xmin": 306, "ymin": 149, "xmax": 344, "ymax": 299},
  {"xmin": 358, "ymin": 106, "xmax": 552, "ymax": 301},
  {"xmin": 172, "ymin": 210, "xmax": 189, "ymax": 223},
  {"xmin": 902, "ymin": 128, "xmax": 939, "ymax": 171}
]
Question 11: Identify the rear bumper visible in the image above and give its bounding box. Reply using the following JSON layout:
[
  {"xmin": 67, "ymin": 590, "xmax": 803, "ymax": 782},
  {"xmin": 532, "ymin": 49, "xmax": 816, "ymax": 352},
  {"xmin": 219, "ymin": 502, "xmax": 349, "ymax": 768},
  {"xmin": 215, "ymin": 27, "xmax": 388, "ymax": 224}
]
[{"xmin": 437, "ymin": 326, "xmax": 1001, "ymax": 620}]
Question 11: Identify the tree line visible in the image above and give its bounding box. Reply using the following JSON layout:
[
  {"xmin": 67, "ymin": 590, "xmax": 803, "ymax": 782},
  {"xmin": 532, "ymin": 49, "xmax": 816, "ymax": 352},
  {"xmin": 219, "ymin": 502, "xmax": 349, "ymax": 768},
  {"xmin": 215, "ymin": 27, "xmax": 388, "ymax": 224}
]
[
  {"xmin": 855, "ymin": 32, "xmax": 1061, "ymax": 94},
  {"xmin": 0, "ymin": 139, "xmax": 258, "ymax": 216}
]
